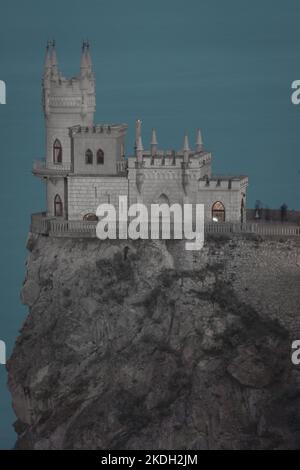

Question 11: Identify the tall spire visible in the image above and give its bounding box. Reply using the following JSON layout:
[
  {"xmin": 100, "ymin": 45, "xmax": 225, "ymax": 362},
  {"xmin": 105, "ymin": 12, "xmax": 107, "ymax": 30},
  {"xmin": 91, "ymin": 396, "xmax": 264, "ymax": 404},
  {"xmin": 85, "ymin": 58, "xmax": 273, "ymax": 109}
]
[
  {"xmin": 43, "ymin": 41, "xmax": 52, "ymax": 116},
  {"xmin": 183, "ymin": 134, "xmax": 190, "ymax": 152},
  {"xmin": 137, "ymin": 135, "xmax": 143, "ymax": 151},
  {"xmin": 50, "ymin": 40, "xmax": 59, "ymax": 81},
  {"xmin": 196, "ymin": 129, "xmax": 203, "ymax": 152},
  {"xmin": 44, "ymin": 41, "xmax": 52, "ymax": 79},
  {"xmin": 135, "ymin": 119, "xmax": 142, "ymax": 155},
  {"xmin": 80, "ymin": 40, "xmax": 93, "ymax": 76},
  {"xmin": 151, "ymin": 128, "xmax": 158, "ymax": 145},
  {"xmin": 151, "ymin": 128, "xmax": 158, "ymax": 156},
  {"xmin": 137, "ymin": 135, "xmax": 143, "ymax": 163},
  {"xmin": 80, "ymin": 41, "xmax": 88, "ymax": 75},
  {"xmin": 85, "ymin": 40, "xmax": 92, "ymax": 70},
  {"xmin": 183, "ymin": 133, "xmax": 190, "ymax": 164}
]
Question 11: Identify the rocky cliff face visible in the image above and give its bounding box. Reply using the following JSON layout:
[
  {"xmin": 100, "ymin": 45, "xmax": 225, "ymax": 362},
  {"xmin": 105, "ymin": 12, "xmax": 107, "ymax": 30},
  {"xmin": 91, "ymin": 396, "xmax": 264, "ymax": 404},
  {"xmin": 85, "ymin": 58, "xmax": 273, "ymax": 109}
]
[{"xmin": 7, "ymin": 234, "xmax": 300, "ymax": 449}]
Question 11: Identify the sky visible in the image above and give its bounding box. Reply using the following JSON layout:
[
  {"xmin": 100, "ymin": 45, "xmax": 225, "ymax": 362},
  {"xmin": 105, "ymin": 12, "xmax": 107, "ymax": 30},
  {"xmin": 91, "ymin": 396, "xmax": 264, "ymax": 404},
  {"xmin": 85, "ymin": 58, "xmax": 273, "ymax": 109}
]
[{"xmin": 0, "ymin": 0, "xmax": 300, "ymax": 448}]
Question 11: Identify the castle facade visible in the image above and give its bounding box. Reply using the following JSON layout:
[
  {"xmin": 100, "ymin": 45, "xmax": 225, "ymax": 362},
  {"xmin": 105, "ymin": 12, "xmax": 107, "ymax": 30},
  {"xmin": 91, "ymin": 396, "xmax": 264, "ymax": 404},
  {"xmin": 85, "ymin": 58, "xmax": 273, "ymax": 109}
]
[{"xmin": 33, "ymin": 42, "xmax": 248, "ymax": 224}]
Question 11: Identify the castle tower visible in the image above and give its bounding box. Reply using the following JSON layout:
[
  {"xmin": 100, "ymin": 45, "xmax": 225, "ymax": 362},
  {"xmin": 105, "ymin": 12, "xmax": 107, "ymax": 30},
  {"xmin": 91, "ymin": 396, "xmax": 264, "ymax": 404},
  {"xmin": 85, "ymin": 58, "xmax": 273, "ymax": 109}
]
[
  {"xmin": 43, "ymin": 41, "xmax": 96, "ymax": 169},
  {"xmin": 37, "ymin": 41, "xmax": 96, "ymax": 218}
]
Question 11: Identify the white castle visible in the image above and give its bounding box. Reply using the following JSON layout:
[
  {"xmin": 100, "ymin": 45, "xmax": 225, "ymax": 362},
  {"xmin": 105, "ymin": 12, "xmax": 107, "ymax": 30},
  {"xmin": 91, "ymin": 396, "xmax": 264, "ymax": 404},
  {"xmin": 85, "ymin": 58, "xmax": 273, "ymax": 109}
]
[{"xmin": 33, "ymin": 42, "xmax": 248, "ymax": 225}]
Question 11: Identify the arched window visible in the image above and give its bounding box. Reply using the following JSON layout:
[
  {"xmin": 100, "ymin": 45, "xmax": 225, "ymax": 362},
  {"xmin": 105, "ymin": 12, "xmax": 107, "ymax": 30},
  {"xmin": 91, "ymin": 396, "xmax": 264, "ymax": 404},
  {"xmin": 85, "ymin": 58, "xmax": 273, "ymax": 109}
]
[
  {"xmin": 85, "ymin": 149, "xmax": 93, "ymax": 165},
  {"xmin": 83, "ymin": 213, "xmax": 98, "ymax": 221},
  {"xmin": 97, "ymin": 149, "xmax": 104, "ymax": 165},
  {"xmin": 212, "ymin": 201, "xmax": 225, "ymax": 223},
  {"xmin": 157, "ymin": 194, "xmax": 170, "ymax": 204},
  {"xmin": 54, "ymin": 194, "xmax": 63, "ymax": 217},
  {"xmin": 53, "ymin": 139, "xmax": 62, "ymax": 164}
]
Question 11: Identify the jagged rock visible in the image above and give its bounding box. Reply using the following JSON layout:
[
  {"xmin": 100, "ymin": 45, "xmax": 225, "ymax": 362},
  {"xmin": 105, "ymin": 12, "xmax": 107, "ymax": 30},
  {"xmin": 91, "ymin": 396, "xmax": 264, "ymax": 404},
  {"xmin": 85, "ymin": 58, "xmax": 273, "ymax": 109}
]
[
  {"xmin": 20, "ymin": 279, "xmax": 40, "ymax": 307},
  {"xmin": 227, "ymin": 344, "xmax": 276, "ymax": 388},
  {"xmin": 7, "ymin": 236, "xmax": 300, "ymax": 449},
  {"xmin": 26, "ymin": 233, "xmax": 36, "ymax": 252}
]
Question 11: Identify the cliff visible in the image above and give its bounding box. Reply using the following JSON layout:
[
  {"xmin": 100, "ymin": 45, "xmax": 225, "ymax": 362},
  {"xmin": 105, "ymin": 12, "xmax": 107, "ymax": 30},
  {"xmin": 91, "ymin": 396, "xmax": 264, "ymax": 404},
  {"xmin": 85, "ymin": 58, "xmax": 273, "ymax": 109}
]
[{"xmin": 7, "ymin": 234, "xmax": 300, "ymax": 449}]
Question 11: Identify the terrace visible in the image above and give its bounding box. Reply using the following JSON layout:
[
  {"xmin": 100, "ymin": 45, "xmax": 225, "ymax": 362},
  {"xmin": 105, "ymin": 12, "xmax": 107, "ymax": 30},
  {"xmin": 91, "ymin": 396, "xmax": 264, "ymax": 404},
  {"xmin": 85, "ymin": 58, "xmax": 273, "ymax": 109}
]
[{"xmin": 30, "ymin": 212, "xmax": 300, "ymax": 239}]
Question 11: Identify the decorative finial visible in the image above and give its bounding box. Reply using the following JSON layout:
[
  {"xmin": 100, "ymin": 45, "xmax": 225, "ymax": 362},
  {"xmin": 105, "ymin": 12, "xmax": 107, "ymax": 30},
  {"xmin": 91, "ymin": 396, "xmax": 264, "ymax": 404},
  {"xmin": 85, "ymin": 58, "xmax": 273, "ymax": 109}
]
[
  {"xmin": 151, "ymin": 128, "xmax": 158, "ymax": 146},
  {"xmin": 150, "ymin": 128, "xmax": 158, "ymax": 156},
  {"xmin": 196, "ymin": 129, "xmax": 203, "ymax": 152},
  {"xmin": 183, "ymin": 133, "xmax": 190, "ymax": 152},
  {"xmin": 137, "ymin": 135, "xmax": 144, "ymax": 152},
  {"xmin": 135, "ymin": 119, "xmax": 142, "ymax": 152},
  {"xmin": 50, "ymin": 39, "xmax": 59, "ymax": 80},
  {"xmin": 44, "ymin": 40, "xmax": 52, "ymax": 78}
]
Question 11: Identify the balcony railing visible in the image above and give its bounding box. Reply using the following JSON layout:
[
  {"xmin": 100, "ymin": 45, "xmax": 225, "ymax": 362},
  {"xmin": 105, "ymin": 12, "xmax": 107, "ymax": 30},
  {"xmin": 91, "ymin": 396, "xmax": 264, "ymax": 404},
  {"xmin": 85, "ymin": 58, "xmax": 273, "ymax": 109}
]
[
  {"xmin": 33, "ymin": 160, "xmax": 72, "ymax": 173},
  {"xmin": 116, "ymin": 160, "xmax": 127, "ymax": 174},
  {"xmin": 30, "ymin": 213, "xmax": 300, "ymax": 239},
  {"xmin": 33, "ymin": 160, "xmax": 127, "ymax": 175}
]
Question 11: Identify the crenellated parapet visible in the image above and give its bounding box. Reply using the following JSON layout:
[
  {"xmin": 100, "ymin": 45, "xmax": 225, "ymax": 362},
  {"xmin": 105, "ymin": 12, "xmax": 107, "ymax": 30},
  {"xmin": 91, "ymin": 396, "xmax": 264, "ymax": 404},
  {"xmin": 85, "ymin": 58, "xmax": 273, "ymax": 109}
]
[
  {"xmin": 128, "ymin": 121, "xmax": 212, "ymax": 194},
  {"xmin": 69, "ymin": 123, "xmax": 128, "ymax": 137},
  {"xmin": 128, "ymin": 150, "xmax": 211, "ymax": 169},
  {"xmin": 43, "ymin": 41, "xmax": 95, "ymax": 121},
  {"xmin": 198, "ymin": 176, "xmax": 248, "ymax": 191}
]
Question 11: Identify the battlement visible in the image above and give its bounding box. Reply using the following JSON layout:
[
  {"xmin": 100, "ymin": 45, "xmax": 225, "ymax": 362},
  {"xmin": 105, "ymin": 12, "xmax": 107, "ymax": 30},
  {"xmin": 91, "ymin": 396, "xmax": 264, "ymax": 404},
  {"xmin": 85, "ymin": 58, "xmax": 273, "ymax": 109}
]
[
  {"xmin": 43, "ymin": 41, "xmax": 95, "ymax": 119},
  {"xmin": 70, "ymin": 124, "xmax": 128, "ymax": 137},
  {"xmin": 127, "ymin": 151, "xmax": 212, "ymax": 169},
  {"xmin": 46, "ymin": 75, "xmax": 93, "ymax": 92},
  {"xmin": 199, "ymin": 176, "xmax": 248, "ymax": 190}
]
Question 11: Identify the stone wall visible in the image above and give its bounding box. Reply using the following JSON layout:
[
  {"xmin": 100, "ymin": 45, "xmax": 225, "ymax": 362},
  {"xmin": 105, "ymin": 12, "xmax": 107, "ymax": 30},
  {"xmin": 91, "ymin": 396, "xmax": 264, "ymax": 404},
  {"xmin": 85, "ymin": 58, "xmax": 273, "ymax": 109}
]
[
  {"xmin": 247, "ymin": 208, "xmax": 300, "ymax": 224},
  {"xmin": 128, "ymin": 169, "xmax": 244, "ymax": 222},
  {"xmin": 167, "ymin": 236, "xmax": 300, "ymax": 336},
  {"xmin": 67, "ymin": 176, "xmax": 129, "ymax": 220},
  {"xmin": 46, "ymin": 177, "xmax": 66, "ymax": 217},
  {"xmin": 72, "ymin": 133, "xmax": 125, "ymax": 175}
]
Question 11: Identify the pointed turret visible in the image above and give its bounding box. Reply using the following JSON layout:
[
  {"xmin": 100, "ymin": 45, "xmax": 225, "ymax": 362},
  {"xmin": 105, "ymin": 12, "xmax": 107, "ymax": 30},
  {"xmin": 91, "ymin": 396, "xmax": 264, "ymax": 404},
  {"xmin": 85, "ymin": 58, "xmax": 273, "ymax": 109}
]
[
  {"xmin": 43, "ymin": 41, "xmax": 53, "ymax": 117},
  {"xmin": 80, "ymin": 41, "xmax": 88, "ymax": 75},
  {"xmin": 135, "ymin": 119, "xmax": 142, "ymax": 155},
  {"xmin": 80, "ymin": 40, "xmax": 94, "ymax": 79},
  {"xmin": 151, "ymin": 128, "xmax": 158, "ymax": 145},
  {"xmin": 151, "ymin": 128, "xmax": 158, "ymax": 156},
  {"xmin": 196, "ymin": 129, "xmax": 203, "ymax": 152},
  {"xmin": 183, "ymin": 133, "xmax": 190, "ymax": 164},
  {"xmin": 50, "ymin": 40, "xmax": 59, "ymax": 81},
  {"xmin": 136, "ymin": 135, "xmax": 144, "ymax": 161},
  {"xmin": 182, "ymin": 133, "xmax": 190, "ymax": 193},
  {"xmin": 80, "ymin": 41, "xmax": 95, "ymax": 116},
  {"xmin": 43, "ymin": 41, "xmax": 52, "ymax": 79},
  {"xmin": 85, "ymin": 40, "xmax": 93, "ymax": 71},
  {"xmin": 137, "ymin": 136, "xmax": 143, "ymax": 151},
  {"xmin": 183, "ymin": 134, "xmax": 190, "ymax": 152},
  {"xmin": 136, "ymin": 135, "xmax": 144, "ymax": 191}
]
